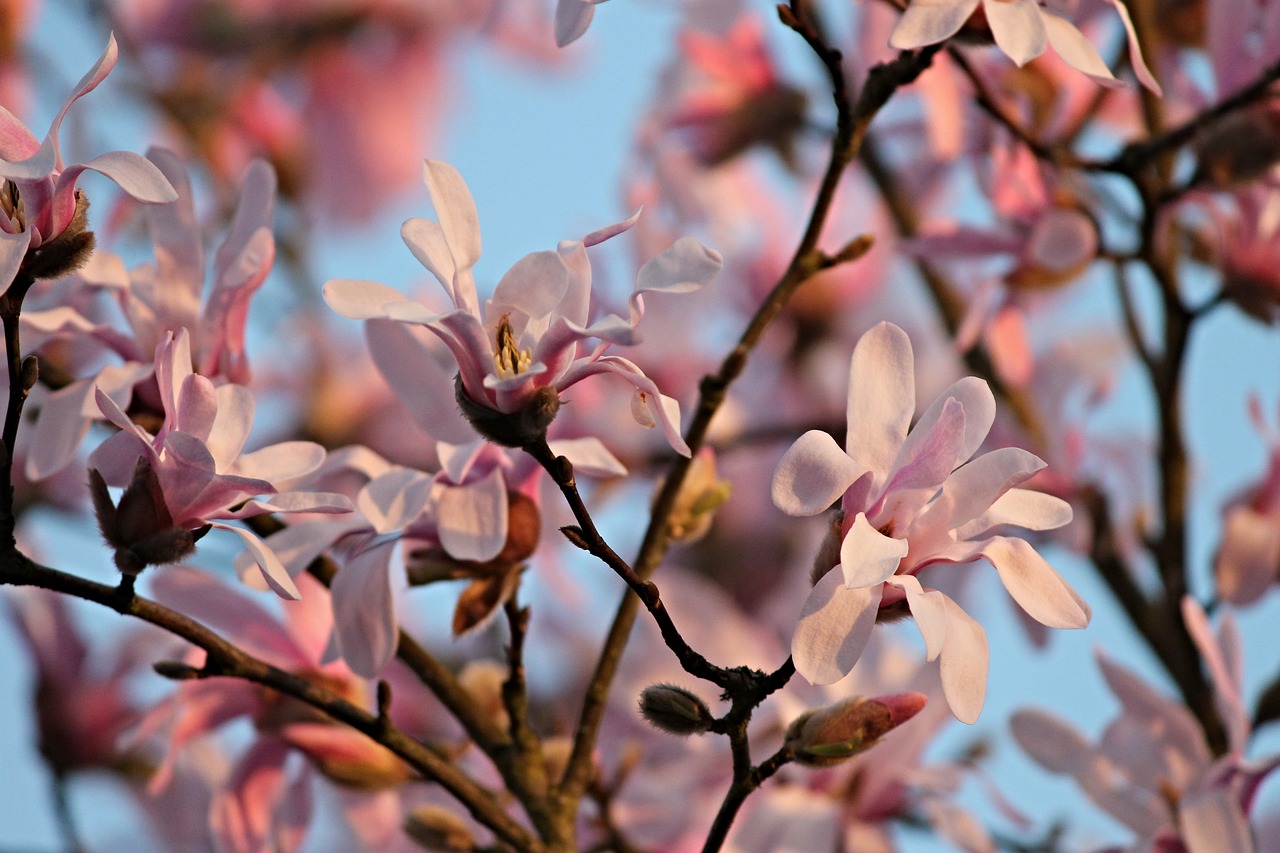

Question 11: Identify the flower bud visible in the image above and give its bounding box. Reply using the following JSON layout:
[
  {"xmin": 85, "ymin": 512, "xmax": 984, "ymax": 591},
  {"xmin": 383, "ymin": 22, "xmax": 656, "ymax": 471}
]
[
  {"xmin": 784, "ymin": 692, "xmax": 926, "ymax": 767},
  {"xmin": 662, "ymin": 447, "xmax": 731, "ymax": 543},
  {"xmin": 21, "ymin": 189, "xmax": 96, "ymax": 281},
  {"xmin": 638, "ymin": 683, "xmax": 714, "ymax": 736},
  {"xmin": 89, "ymin": 462, "xmax": 203, "ymax": 576},
  {"xmin": 455, "ymin": 373, "xmax": 560, "ymax": 448},
  {"xmin": 458, "ymin": 660, "xmax": 510, "ymax": 732},
  {"xmin": 404, "ymin": 805, "xmax": 476, "ymax": 851}
]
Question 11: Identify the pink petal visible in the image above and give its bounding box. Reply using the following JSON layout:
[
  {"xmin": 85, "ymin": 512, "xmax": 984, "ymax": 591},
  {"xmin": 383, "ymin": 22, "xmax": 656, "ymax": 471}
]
[
  {"xmin": 1104, "ymin": 0, "xmax": 1161, "ymax": 95},
  {"xmin": 1181, "ymin": 789, "xmax": 1252, "ymax": 853},
  {"xmin": 634, "ymin": 236, "xmax": 722, "ymax": 297},
  {"xmin": 491, "ymin": 250, "xmax": 571, "ymax": 321},
  {"xmin": 401, "ymin": 217, "xmax": 463, "ymax": 307},
  {"xmin": 0, "ymin": 104, "xmax": 38, "ymax": 162},
  {"xmin": 772, "ymin": 430, "xmax": 863, "ymax": 516},
  {"xmin": 356, "ymin": 468, "xmax": 433, "ymax": 534},
  {"xmin": 437, "ymin": 467, "xmax": 508, "ymax": 562},
  {"xmin": 882, "ymin": 397, "xmax": 967, "ymax": 498},
  {"xmin": 25, "ymin": 379, "xmax": 95, "ymax": 481},
  {"xmin": 77, "ymin": 151, "xmax": 178, "ymax": 203},
  {"xmin": 323, "ymin": 278, "xmax": 410, "ymax": 320},
  {"xmin": 1042, "ymin": 13, "xmax": 1122, "ymax": 87},
  {"xmin": 846, "ymin": 322, "xmax": 914, "ymax": 478},
  {"xmin": 549, "ymin": 437, "xmax": 627, "ymax": 477},
  {"xmin": 48, "ymin": 35, "xmax": 120, "ymax": 167},
  {"xmin": 889, "ymin": 574, "xmax": 947, "ymax": 660},
  {"xmin": 888, "ymin": 0, "xmax": 980, "ymax": 50},
  {"xmin": 937, "ymin": 595, "xmax": 987, "ymax": 723},
  {"xmin": 582, "ymin": 208, "xmax": 641, "ymax": 247},
  {"xmin": 1214, "ymin": 506, "xmax": 1280, "ymax": 605},
  {"xmin": 331, "ymin": 538, "xmax": 399, "ymax": 677},
  {"xmin": 422, "ymin": 160, "xmax": 481, "ymax": 276},
  {"xmin": 0, "ymin": 228, "xmax": 31, "ymax": 298},
  {"xmin": 143, "ymin": 148, "xmax": 204, "ymax": 303},
  {"xmin": 365, "ymin": 319, "xmax": 473, "ymax": 443},
  {"xmin": 210, "ymin": 522, "xmax": 302, "ymax": 601},
  {"xmin": 791, "ymin": 569, "xmax": 882, "ymax": 685},
  {"xmin": 555, "ymin": 0, "xmax": 596, "ymax": 47},
  {"xmin": 1181, "ymin": 597, "xmax": 1248, "ymax": 753},
  {"xmin": 338, "ymin": 788, "xmax": 402, "ymax": 847},
  {"xmin": 840, "ymin": 511, "xmax": 908, "ymax": 587},
  {"xmin": 901, "ymin": 376, "xmax": 995, "ymax": 468},
  {"xmin": 938, "ymin": 447, "xmax": 1047, "ymax": 531},
  {"xmin": 984, "ymin": 0, "xmax": 1047, "ymax": 66},
  {"xmin": 958, "ymin": 487, "xmax": 1073, "ymax": 537},
  {"xmin": 214, "ymin": 159, "xmax": 276, "ymax": 288},
  {"xmin": 210, "ymin": 737, "xmax": 292, "ymax": 853},
  {"xmin": 981, "ymin": 536, "xmax": 1090, "ymax": 628},
  {"xmin": 232, "ymin": 442, "xmax": 326, "ymax": 488},
  {"xmin": 176, "ymin": 373, "xmax": 219, "ymax": 443}
]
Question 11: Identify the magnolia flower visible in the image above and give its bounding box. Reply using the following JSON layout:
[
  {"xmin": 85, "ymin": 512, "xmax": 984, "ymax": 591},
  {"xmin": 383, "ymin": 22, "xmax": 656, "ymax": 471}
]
[
  {"xmin": 324, "ymin": 160, "xmax": 721, "ymax": 452},
  {"xmin": 87, "ymin": 329, "xmax": 351, "ymax": 598},
  {"xmin": 1012, "ymin": 598, "xmax": 1276, "ymax": 851},
  {"xmin": 889, "ymin": 0, "xmax": 1160, "ymax": 94},
  {"xmin": 772, "ymin": 322, "xmax": 1089, "ymax": 722},
  {"xmin": 0, "ymin": 34, "xmax": 176, "ymax": 292},
  {"xmin": 1214, "ymin": 397, "xmax": 1280, "ymax": 605}
]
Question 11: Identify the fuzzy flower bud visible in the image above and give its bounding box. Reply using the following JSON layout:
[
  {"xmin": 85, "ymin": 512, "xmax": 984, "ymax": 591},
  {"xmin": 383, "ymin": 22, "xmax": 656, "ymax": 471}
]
[
  {"xmin": 88, "ymin": 461, "xmax": 207, "ymax": 577},
  {"xmin": 455, "ymin": 373, "xmax": 560, "ymax": 448},
  {"xmin": 404, "ymin": 806, "xmax": 476, "ymax": 851},
  {"xmin": 662, "ymin": 447, "xmax": 731, "ymax": 543},
  {"xmin": 638, "ymin": 683, "xmax": 714, "ymax": 736},
  {"xmin": 783, "ymin": 692, "xmax": 927, "ymax": 767}
]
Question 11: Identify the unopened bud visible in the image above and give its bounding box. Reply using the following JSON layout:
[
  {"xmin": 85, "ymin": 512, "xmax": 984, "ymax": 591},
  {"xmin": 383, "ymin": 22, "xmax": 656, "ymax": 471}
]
[
  {"xmin": 404, "ymin": 805, "xmax": 475, "ymax": 851},
  {"xmin": 638, "ymin": 683, "xmax": 713, "ymax": 736},
  {"xmin": 455, "ymin": 373, "xmax": 560, "ymax": 448},
  {"xmin": 541, "ymin": 735, "xmax": 574, "ymax": 785},
  {"xmin": 152, "ymin": 660, "xmax": 202, "ymax": 680},
  {"xmin": 20, "ymin": 355, "xmax": 38, "ymax": 391},
  {"xmin": 22, "ymin": 190, "xmax": 96, "ymax": 281},
  {"xmin": 662, "ymin": 447, "xmax": 731, "ymax": 543},
  {"xmin": 89, "ymin": 463, "xmax": 200, "ymax": 577},
  {"xmin": 784, "ymin": 692, "xmax": 926, "ymax": 767},
  {"xmin": 458, "ymin": 660, "xmax": 510, "ymax": 732}
]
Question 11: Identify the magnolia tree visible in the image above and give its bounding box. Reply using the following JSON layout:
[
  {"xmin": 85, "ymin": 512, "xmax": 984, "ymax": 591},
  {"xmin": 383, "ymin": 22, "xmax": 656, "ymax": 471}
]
[{"xmin": 1, "ymin": 0, "xmax": 1279, "ymax": 851}]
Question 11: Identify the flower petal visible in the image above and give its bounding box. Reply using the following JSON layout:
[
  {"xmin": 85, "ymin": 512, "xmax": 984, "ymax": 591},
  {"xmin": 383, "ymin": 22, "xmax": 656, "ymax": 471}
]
[
  {"xmin": 1182, "ymin": 789, "xmax": 1252, "ymax": 853},
  {"xmin": 840, "ymin": 512, "xmax": 908, "ymax": 588},
  {"xmin": 80, "ymin": 150, "xmax": 178, "ymax": 203},
  {"xmin": 846, "ymin": 322, "xmax": 914, "ymax": 478},
  {"xmin": 890, "ymin": 574, "xmax": 947, "ymax": 661},
  {"xmin": 937, "ymin": 595, "xmax": 987, "ymax": 723},
  {"xmin": 555, "ymin": 0, "xmax": 597, "ymax": 47},
  {"xmin": 888, "ymin": 0, "xmax": 981, "ymax": 50},
  {"xmin": 423, "ymin": 160, "xmax": 481, "ymax": 276},
  {"xmin": 792, "ymin": 569, "xmax": 882, "ymax": 685},
  {"xmin": 772, "ymin": 430, "xmax": 863, "ymax": 516},
  {"xmin": 984, "ymin": 0, "xmax": 1047, "ymax": 66},
  {"xmin": 209, "ymin": 522, "xmax": 301, "ymax": 601},
  {"xmin": 332, "ymin": 538, "xmax": 399, "ymax": 676},
  {"xmin": 981, "ymin": 536, "xmax": 1089, "ymax": 628},
  {"xmin": 437, "ymin": 467, "xmax": 508, "ymax": 562},
  {"xmin": 1042, "ymin": 12, "xmax": 1122, "ymax": 88},
  {"xmin": 323, "ymin": 278, "xmax": 408, "ymax": 320},
  {"xmin": 357, "ymin": 468, "xmax": 433, "ymax": 534}
]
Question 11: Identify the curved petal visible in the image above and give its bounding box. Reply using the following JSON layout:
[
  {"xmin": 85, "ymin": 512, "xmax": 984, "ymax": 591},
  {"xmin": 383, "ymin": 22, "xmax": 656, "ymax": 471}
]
[
  {"xmin": 937, "ymin": 594, "xmax": 987, "ymax": 723},
  {"xmin": 936, "ymin": 447, "xmax": 1047, "ymax": 532},
  {"xmin": 634, "ymin": 236, "xmax": 722, "ymax": 297},
  {"xmin": 210, "ymin": 737, "xmax": 293, "ymax": 853},
  {"xmin": 792, "ymin": 570, "xmax": 882, "ymax": 685},
  {"xmin": 1042, "ymin": 12, "xmax": 1121, "ymax": 87},
  {"xmin": 437, "ymin": 467, "xmax": 508, "ymax": 562},
  {"xmin": 357, "ymin": 468, "xmax": 434, "ymax": 534},
  {"xmin": 1182, "ymin": 789, "xmax": 1251, "ymax": 853},
  {"xmin": 901, "ymin": 376, "xmax": 995, "ymax": 470},
  {"xmin": 232, "ymin": 442, "xmax": 326, "ymax": 489},
  {"xmin": 1104, "ymin": 0, "xmax": 1161, "ymax": 95},
  {"xmin": 549, "ymin": 437, "xmax": 627, "ymax": 477},
  {"xmin": 840, "ymin": 512, "xmax": 908, "ymax": 588},
  {"xmin": 79, "ymin": 151, "xmax": 178, "ymax": 203},
  {"xmin": 401, "ymin": 217, "xmax": 457, "ymax": 299},
  {"xmin": 984, "ymin": 0, "xmax": 1047, "ymax": 66},
  {"xmin": 888, "ymin": 0, "xmax": 980, "ymax": 50},
  {"xmin": 772, "ymin": 430, "xmax": 863, "ymax": 516},
  {"xmin": 957, "ymin": 488, "xmax": 1073, "ymax": 538},
  {"xmin": 25, "ymin": 379, "xmax": 95, "ymax": 481},
  {"xmin": 422, "ymin": 160, "xmax": 481, "ymax": 277},
  {"xmin": 322, "ymin": 278, "xmax": 408, "ymax": 321},
  {"xmin": 555, "ymin": 0, "xmax": 596, "ymax": 47},
  {"xmin": 0, "ymin": 228, "xmax": 30, "ymax": 298},
  {"xmin": 982, "ymin": 536, "xmax": 1089, "ymax": 628},
  {"xmin": 332, "ymin": 538, "xmax": 399, "ymax": 677},
  {"xmin": 846, "ymin": 322, "xmax": 914, "ymax": 477},
  {"xmin": 210, "ymin": 522, "xmax": 302, "ymax": 601},
  {"xmin": 891, "ymin": 574, "xmax": 947, "ymax": 660},
  {"xmin": 491, "ymin": 250, "xmax": 571, "ymax": 321}
]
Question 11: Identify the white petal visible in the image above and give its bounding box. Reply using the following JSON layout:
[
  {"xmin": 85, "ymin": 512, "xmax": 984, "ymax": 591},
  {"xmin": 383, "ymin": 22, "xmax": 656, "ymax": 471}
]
[
  {"xmin": 357, "ymin": 468, "xmax": 433, "ymax": 534},
  {"xmin": 423, "ymin": 160, "xmax": 481, "ymax": 273},
  {"xmin": 548, "ymin": 437, "xmax": 627, "ymax": 478},
  {"xmin": 323, "ymin": 278, "xmax": 406, "ymax": 320},
  {"xmin": 939, "ymin": 447, "xmax": 1046, "ymax": 531},
  {"xmin": 905, "ymin": 376, "xmax": 995, "ymax": 467},
  {"xmin": 846, "ymin": 322, "xmax": 914, "ymax": 477},
  {"xmin": 984, "ymin": 0, "xmax": 1047, "ymax": 66},
  {"xmin": 888, "ymin": 0, "xmax": 981, "ymax": 50},
  {"xmin": 1182, "ymin": 789, "xmax": 1252, "ymax": 853},
  {"xmin": 401, "ymin": 217, "xmax": 455, "ymax": 295},
  {"xmin": 437, "ymin": 468, "xmax": 508, "ymax": 562},
  {"xmin": 792, "ymin": 570, "xmax": 882, "ymax": 685},
  {"xmin": 1042, "ymin": 12, "xmax": 1121, "ymax": 87},
  {"xmin": 332, "ymin": 539, "xmax": 399, "ymax": 677},
  {"xmin": 772, "ymin": 430, "xmax": 863, "ymax": 516},
  {"xmin": 1104, "ymin": 0, "xmax": 1162, "ymax": 95},
  {"xmin": 634, "ymin": 237, "xmax": 722, "ymax": 296},
  {"xmin": 209, "ymin": 522, "xmax": 301, "ymax": 601},
  {"xmin": 983, "ymin": 536, "xmax": 1089, "ymax": 628},
  {"xmin": 937, "ymin": 595, "xmax": 987, "ymax": 723},
  {"xmin": 840, "ymin": 512, "xmax": 908, "ymax": 588},
  {"xmin": 964, "ymin": 488, "xmax": 1073, "ymax": 536},
  {"xmin": 890, "ymin": 574, "xmax": 947, "ymax": 661},
  {"xmin": 81, "ymin": 150, "xmax": 178, "ymax": 203}
]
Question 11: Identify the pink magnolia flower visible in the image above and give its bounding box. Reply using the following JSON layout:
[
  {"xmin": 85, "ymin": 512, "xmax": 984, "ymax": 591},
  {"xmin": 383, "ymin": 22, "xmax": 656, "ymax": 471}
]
[
  {"xmin": 1214, "ymin": 397, "xmax": 1280, "ymax": 605},
  {"xmin": 771, "ymin": 322, "xmax": 1089, "ymax": 722},
  {"xmin": 0, "ymin": 34, "xmax": 176, "ymax": 292},
  {"xmin": 139, "ymin": 569, "xmax": 428, "ymax": 853},
  {"xmin": 889, "ymin": 0, "xmax": 1160, "ymax": 93},
  {"xmin": 1012, "ymin": 598, "xmax": 1277, "ymax": 851},
  {"xmin": 323, "ymin": 160, "xmax": 721, "ymax": 453},
  {"xmin": 21, "ymin": 148, "xmax": 276, "ymax": 481},
  {"xmin": 88, "ymin": 329, "xmax": 351, "ymax": 598}
]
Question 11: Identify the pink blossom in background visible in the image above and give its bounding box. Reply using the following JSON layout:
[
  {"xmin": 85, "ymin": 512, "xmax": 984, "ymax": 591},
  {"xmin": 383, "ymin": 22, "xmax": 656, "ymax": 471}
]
[
  {"xmin": 1214, "ymin": 397, "xmax": 1280, "ymax": 605},
  {"xmin": 0, "ymin": 34, "xmax": 176, "ymax": 293},
  {"xmin": 772, "ymin": 322, "xmax": 1088, "ymax": 722},
  {"xmin": 20, "ymin": 149, "xmax": 276, "ymax": 481}
]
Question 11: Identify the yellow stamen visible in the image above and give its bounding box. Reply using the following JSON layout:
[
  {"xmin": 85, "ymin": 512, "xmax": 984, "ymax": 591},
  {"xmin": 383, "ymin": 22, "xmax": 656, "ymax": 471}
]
[{"xmin": 493, "ymin": 314, "xmax": 533, "ymax": 379}]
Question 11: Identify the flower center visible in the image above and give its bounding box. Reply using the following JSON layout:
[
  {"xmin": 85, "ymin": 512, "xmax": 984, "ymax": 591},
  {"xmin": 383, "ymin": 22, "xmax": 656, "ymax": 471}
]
[
  {"xmin": 1, "ymin": 181, "xmax": 26, "ymax": 232},
  {"xmin": 493, "ymin": 314, "xmax": 533, "ymax": 379}
]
